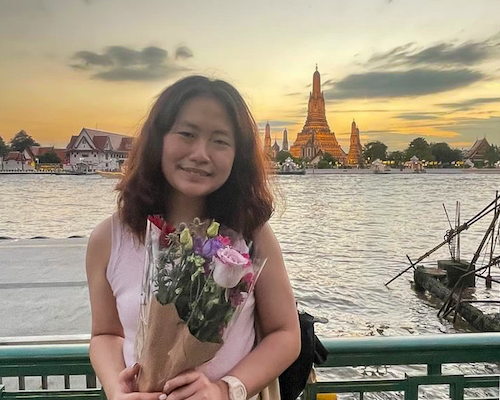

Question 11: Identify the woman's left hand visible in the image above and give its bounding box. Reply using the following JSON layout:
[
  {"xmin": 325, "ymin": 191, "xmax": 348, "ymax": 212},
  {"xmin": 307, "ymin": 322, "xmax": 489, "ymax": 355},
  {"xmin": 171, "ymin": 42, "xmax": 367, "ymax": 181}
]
[{"xmin": 162, "ymin": 371, "xmax": 229, "ymax": 400}]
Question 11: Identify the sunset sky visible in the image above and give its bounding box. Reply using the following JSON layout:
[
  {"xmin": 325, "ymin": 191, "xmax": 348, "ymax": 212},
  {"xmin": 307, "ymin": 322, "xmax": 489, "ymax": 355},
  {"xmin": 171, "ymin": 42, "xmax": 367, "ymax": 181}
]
[{"xmin": 1, "ymin": 0, "xmax": 499, "ymax": 151}]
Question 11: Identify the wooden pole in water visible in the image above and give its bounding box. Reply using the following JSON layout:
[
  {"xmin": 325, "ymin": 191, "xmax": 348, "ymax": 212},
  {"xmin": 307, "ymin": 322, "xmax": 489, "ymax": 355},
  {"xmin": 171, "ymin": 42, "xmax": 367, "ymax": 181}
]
[{"xmin": 385, "ymin": 193, "xmax": 500, "ymax": 287}]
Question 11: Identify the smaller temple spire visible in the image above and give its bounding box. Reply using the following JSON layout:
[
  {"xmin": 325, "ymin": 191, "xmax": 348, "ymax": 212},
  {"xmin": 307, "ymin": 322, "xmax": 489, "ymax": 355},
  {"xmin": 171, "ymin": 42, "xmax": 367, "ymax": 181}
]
[
  {"xmin": 282, "ymin": 128, "xmax": 289, "ymax": 151},
  {"xmin": 264, "ymin": 121, "xmax": 272, "ymax": 158}
]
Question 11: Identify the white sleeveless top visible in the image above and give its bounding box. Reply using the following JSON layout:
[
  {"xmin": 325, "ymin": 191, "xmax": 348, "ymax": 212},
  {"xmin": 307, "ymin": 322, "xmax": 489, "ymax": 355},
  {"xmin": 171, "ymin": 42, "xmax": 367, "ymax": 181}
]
[{"xmin": 106, "ymin": 213, "xmax": 256, "ymax": 381}]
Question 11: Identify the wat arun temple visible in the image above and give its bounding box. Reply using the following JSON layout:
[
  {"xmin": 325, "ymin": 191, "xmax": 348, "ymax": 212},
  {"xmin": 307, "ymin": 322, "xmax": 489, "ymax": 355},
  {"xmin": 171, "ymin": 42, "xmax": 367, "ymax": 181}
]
[{"xmin": 266, "ymin": 67, "xmax": 363, "ymax": 166}]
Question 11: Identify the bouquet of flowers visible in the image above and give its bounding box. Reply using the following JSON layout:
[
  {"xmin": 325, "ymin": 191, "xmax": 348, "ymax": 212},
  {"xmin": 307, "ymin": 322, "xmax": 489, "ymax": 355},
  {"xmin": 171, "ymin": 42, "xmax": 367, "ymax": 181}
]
[{"xmin": 135, "ymin": 216, "xmax": 266, "ymax": 392}]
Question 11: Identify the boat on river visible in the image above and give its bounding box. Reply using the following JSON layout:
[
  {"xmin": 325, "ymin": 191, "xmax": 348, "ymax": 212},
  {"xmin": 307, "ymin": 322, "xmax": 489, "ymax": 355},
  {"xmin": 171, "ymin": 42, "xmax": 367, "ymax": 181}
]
[
  {"xmin": 277, "ymin": 157, "xmax": 306, "ymax": 175},
  {"xmin": 95, "ymin": 170, "xmax": 124, "ymax": 179}
]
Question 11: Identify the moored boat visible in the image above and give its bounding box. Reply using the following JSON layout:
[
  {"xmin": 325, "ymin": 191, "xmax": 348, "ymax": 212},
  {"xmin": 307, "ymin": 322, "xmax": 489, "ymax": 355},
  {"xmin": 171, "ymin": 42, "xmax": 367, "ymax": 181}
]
[{"xmin": 95, "ymin": 170, "xmax": 124, "ymax": 179}]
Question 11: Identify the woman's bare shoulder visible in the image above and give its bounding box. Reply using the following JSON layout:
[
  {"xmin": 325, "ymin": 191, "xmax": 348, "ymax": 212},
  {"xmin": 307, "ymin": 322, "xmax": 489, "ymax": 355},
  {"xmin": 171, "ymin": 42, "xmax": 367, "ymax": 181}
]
[
  {"xmin": 253, "ymin": 222, "xmax": 278, "ymax": 247},
  {"xmin": 86, "ymin": 216, "xmax": 113, "ymax": 273}
]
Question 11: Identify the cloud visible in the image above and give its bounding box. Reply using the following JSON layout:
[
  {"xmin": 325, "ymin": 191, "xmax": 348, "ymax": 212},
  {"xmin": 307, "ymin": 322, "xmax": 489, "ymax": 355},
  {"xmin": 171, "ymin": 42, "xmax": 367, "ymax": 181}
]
[
  {"xmin": 70, "ymin": 45, "xmax": 190, "ymax": 82},
  {"xmin": 366, "ymin": 37, "xmax": 499, "ymax": 69},
  {"xmin": 437, "ymin": 116, "xmax": 500, "ymax": 143},
  {"xmin": 437, "ymin": 97, "xmax": 500, "ymax": 111},
  {"xmin": 258, "ymin": 120, "xmax": 296, "ymax": 130},
  {"xmin": 175, "ymin": 46, "xmax": 193, "ymax": 59},
  {"xmin": 324, "ymin": 69, "xmax": 483, "ymax": 99},
  {"xmin": 394, "ymin": 112, "xmax": 444, "ymax": 121},
  {"xmin": 328, "ymin": 109, "xmax": 409, "ymax": 113},
  {"xmin": 71, "ymin": 50, "xmax": 113, "ymax": 69}
]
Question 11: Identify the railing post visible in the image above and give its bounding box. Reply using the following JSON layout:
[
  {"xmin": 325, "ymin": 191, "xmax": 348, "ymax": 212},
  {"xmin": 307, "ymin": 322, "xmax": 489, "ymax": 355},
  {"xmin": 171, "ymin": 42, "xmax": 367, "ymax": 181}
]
[
  {"xmin": 87, "ymin": 374, "xmax": 97, "ymax": 388},
  {"xmin": 427, "ymin": 363, "xmax": 442, "ymax": 375},
  {"xmin": 405, "ymin": 375, "xmax": 419, "ymax": 400},
  {"xmin": 449, "ymin": 378, "xmax": 465, "ymax": 400},
  {"xmin": 18, "ymin": 376, "xmax": 25, "ymax": 390}
]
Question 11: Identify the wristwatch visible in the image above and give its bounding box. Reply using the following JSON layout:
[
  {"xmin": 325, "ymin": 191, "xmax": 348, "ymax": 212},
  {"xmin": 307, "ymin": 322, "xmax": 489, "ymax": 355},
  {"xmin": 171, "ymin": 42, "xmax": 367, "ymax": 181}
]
[{"xmin": 220, "ymin": 375, "xmax": 247, "ymax": 400}]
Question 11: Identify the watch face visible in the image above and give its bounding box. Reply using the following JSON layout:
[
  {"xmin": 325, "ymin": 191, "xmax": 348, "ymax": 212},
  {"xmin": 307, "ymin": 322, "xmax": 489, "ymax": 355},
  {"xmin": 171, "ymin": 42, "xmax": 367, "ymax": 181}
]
[
  {"xmin": 231, "ymin": 382, "xmax": 246, "ymax": 400},
  {"xmin": 223, "ymin": 377, "xmax": 247, "ymax": 400}
]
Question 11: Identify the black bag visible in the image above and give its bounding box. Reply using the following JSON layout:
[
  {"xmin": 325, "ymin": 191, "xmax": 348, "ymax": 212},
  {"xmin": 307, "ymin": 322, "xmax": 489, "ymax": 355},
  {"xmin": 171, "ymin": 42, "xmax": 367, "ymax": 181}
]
[{"xmin": 279, "ymin": 311, "xmax": 328, "ymax": 400}]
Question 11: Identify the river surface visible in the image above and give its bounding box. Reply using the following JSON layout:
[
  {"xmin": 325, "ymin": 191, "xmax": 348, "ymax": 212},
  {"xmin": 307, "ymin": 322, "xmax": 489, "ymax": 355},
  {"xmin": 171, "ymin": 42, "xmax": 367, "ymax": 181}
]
[{"xmin": 1, "ymin": 173, "xmax": 500, "ymax": 398}]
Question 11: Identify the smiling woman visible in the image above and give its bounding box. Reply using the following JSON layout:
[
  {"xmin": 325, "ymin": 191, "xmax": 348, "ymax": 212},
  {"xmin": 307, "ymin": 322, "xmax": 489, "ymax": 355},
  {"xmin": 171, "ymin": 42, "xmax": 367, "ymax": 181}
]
[{"xmin": 85, "ymin": 75, "xmax": 300, "ymax": 400}]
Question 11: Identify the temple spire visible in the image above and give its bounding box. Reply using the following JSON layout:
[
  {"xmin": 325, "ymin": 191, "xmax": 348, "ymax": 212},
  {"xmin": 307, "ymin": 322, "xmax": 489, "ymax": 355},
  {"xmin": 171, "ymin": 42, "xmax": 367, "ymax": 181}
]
[
  {"xmin": 264, "ymin": 121, "xmax": 272, "ymax": 158},
  {"xmin": 312, "ymin": 65, "xmax": 321, "ymax": 96},
  {"xmin": 290, "ymin": 67, "xmax": 347, "ymax": 162},
  {"xmin": 347, "ymin": 120, "xmax": 363, "ymax": 166},
  {"xmin": 282, "ymin": 128, "xmax": 289, "ymax": 151}
]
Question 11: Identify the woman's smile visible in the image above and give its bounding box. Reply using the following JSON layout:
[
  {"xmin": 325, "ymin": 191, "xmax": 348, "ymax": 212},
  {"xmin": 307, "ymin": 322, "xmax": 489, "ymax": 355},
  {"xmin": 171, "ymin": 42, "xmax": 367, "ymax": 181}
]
[{"xmin": 179, "ymin": 166, "xmax": 212, "ymax": 177}]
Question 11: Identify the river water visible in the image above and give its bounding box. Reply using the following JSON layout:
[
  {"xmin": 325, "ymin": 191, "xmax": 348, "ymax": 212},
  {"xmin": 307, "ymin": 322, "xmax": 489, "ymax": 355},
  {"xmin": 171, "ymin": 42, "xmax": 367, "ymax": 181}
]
[{"xmin": 1, "ymin": 173, "xmax": 500, "ymax": 398}]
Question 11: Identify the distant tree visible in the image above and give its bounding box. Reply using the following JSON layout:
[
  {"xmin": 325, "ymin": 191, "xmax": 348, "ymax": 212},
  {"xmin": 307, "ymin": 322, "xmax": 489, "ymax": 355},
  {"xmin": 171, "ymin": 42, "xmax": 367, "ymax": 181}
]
[
  {"xmin": 430, "ymin": 142, "xmax": 463, "ymax": 165},
  {"xmin": 276, "ymin": 150, "xmax": 293, "ymax": 163},
  {"xmin": 363, "ymin": 141, "xmax": 388, "ymax": 162},
  {"xmin": 317, "ymin": 159, "xmax": 330, "ymax": 169},
  {"xmin": 321, "ymin": 152, "xmax": 337, "ymax": 164},
  {"xmin": 484, "ymin": 144, "xmax": 500, "ymax": 166},
  {"xmin": 9, "ymin": 130, "xmax": 40, "ymax": 152},
  {"xmin": 387, "ymin": 150, "xmax": 405, "ymax": 166},
  {"xmin": 0, "ymin": 136, "xmax": 10, "ymax": 157},
  {"xmin": 38, "ymin": 152, "xmax": 61, "ymax": 164},
  {"xmin": 405, "ymin": 137, "xmax": 433, "ymax": 161}
]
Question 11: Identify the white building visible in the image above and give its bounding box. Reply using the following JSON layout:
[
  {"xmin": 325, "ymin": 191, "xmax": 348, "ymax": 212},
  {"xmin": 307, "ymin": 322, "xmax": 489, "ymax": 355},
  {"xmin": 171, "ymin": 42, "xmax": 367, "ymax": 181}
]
[
  {"xmin": 66, "ymin": 128, "xmax": 133, "ymax": 172},
  {"xmin": 1, "ymin": 149, "xmax": 35, "ymax": 171}
]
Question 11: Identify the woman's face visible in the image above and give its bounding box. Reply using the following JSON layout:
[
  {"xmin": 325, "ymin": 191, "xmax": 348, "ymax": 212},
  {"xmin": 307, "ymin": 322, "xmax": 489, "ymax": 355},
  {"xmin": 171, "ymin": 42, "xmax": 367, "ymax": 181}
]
[{"xmin": 162, "ymin": 95, "xmax": 236, "ymax": 201}]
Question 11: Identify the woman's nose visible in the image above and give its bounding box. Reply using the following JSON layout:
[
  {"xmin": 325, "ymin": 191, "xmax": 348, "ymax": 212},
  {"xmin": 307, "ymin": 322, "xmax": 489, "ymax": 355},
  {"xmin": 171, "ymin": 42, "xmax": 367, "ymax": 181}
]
[{"xmin": 189, "ymin": 139, "xmax": 210, "ymax": 163}]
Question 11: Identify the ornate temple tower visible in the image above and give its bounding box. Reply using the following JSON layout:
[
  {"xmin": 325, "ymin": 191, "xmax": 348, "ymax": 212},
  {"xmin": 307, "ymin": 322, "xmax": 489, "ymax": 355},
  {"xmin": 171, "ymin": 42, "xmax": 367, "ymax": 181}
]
[
  {"xmin": 264, "ymin": 121, "xmax": 272, "ymax": 158},
  {"xmin": 272, "ymin": 137, "xmax": 280, "ymax": 160},
  {"xmin": 347, "ymin": 120, "xmax": 364, "ymax": 166},
  {"xmin": 282, "ymin": 128, "xmax": 289, "ymax": 151},
  {"xmin": 290, "ymin": 66, "xmax": 347, "ymax": 162}
]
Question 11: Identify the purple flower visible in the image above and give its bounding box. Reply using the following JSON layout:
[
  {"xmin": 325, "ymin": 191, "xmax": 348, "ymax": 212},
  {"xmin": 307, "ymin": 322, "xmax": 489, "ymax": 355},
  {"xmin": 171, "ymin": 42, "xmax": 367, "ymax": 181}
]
[
  {"xmin": 193, "ymin": 237, "xmax": 204, "ymax": 254},
  {"xmin": 201, "ymin": 238, "xmax": 223, "ymax": 259}
]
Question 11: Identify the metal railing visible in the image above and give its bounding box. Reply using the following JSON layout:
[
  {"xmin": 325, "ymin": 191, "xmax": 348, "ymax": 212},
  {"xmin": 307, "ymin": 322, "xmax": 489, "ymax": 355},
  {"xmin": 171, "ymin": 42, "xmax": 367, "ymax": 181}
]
[
  {"xmin": 304, "ymin": 332, "xmax": 500, "ymax": 400},
  {"xmin": 0, "ymin": 335, "xmax": 100, "ymax": 399},
  {"xmin": 1, "ymin": 333, "xmax": 500, "ymax": 399}
]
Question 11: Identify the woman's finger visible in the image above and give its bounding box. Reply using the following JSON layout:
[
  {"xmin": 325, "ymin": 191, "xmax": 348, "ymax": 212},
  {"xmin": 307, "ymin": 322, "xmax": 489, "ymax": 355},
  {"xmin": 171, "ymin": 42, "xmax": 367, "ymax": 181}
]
[
  {"xmin": 128, "ymin": 392, "xmax": 164, "ymax": 400},
  {"xmin": 119, "ymin": 363, "xmax": 140, "ymax": 382},
  {"xmin": 163, "ymin": 371, "xmax": 200, "ymax": 394},
  {"xmin": 162, "ymin": 381, "xmax": 198, "ymax": 400}
]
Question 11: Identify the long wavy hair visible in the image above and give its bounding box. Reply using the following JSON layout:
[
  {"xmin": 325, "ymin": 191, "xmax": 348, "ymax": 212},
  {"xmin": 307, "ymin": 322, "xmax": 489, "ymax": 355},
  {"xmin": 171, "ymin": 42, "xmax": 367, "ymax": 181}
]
[{"xmin": 117, "ymin": 75, "xmax": 274, "ymax": 242}]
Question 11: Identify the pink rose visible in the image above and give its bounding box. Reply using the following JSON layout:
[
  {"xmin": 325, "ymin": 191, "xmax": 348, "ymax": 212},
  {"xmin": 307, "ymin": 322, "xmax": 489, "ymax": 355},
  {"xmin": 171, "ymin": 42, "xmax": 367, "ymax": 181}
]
[{"xmin": 213, "ymin": 247, "xmax": 251, "ymax": 288}]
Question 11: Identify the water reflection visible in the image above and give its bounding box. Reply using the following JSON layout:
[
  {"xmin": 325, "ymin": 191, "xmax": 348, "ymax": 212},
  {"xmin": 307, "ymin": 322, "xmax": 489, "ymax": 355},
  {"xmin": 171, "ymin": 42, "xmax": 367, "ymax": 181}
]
[{"xmin": 1, "ymin": 173, "xmax": 500, "ymax": 398}]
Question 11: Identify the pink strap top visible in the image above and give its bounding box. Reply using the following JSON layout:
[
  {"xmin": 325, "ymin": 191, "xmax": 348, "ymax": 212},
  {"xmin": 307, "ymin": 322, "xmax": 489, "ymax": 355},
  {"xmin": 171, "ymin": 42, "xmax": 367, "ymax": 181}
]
[{"xmin": 106, "ymin": 213, "xmax": 256, "ymax": 381}]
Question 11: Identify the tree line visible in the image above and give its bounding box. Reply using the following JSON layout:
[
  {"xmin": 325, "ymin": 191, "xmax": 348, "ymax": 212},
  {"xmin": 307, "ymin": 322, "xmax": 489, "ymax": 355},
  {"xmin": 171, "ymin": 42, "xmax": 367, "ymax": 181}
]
[
  {"xmin": 362, "ymin": 137, "xmax": 499, "ymax": 167},
  {"xmin": 274, "ymin": 137, "xmax": 499, "ymax": 168},
  {"xmin": 0, "ymin": 130, "xmax": 62, "ymax": 164}
]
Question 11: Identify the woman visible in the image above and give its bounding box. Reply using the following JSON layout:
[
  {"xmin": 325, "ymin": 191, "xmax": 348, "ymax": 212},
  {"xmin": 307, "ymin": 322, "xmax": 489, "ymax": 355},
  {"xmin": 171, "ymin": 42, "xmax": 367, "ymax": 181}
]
[{"xmin": 86, "ymin": 76, "xmax": 300, "ymax": 400}]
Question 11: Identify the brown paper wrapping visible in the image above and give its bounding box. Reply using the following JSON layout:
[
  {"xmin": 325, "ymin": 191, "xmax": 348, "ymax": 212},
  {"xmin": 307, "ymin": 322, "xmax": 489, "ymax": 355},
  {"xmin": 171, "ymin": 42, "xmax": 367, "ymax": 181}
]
[{"xmin": 137, "ymin": 298, "xmax": 222, "ymax": 392}]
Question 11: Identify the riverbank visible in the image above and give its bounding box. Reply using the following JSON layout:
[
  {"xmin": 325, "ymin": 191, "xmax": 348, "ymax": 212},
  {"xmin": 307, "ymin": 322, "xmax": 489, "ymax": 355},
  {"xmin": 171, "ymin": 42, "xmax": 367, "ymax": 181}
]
[{"xmin": 306, "ymin": 168, "xmax": 500, "ymax": 174}]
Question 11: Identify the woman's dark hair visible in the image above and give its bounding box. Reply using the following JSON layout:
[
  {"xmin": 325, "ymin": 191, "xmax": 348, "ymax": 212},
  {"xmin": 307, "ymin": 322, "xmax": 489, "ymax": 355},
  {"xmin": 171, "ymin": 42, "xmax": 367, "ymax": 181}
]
[{"xmin": 117, "ymin": 75, "xmax": 274, "ymax": 242}]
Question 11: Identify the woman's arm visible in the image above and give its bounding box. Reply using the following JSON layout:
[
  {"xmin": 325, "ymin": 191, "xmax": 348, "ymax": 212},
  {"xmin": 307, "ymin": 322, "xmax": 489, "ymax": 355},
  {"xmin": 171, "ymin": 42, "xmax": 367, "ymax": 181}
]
[
  {"xmin": 228, "ymin": 222, "xmax": 301, "ymax": 397},
  {"xmin": 86, "ymin": 217, "xmax": 161, "ymax": 400}
]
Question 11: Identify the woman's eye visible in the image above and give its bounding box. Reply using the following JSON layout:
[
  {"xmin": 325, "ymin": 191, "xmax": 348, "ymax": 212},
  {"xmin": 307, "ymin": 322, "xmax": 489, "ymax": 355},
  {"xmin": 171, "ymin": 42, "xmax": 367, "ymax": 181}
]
[
  {"xmin": 214, "ymin": 139, "xmax": 230, "ymax": 146},
  {"xmin": 178, "ymin": 131, "xmax": 194, "ymax": 138}
]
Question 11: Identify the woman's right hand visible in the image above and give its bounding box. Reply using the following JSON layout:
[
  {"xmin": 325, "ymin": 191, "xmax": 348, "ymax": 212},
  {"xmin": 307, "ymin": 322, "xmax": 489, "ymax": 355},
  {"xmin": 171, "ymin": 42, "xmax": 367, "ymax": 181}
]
[{"xmin": 112, "ymin": 364, "xmax": 164, "ymax": 400}]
